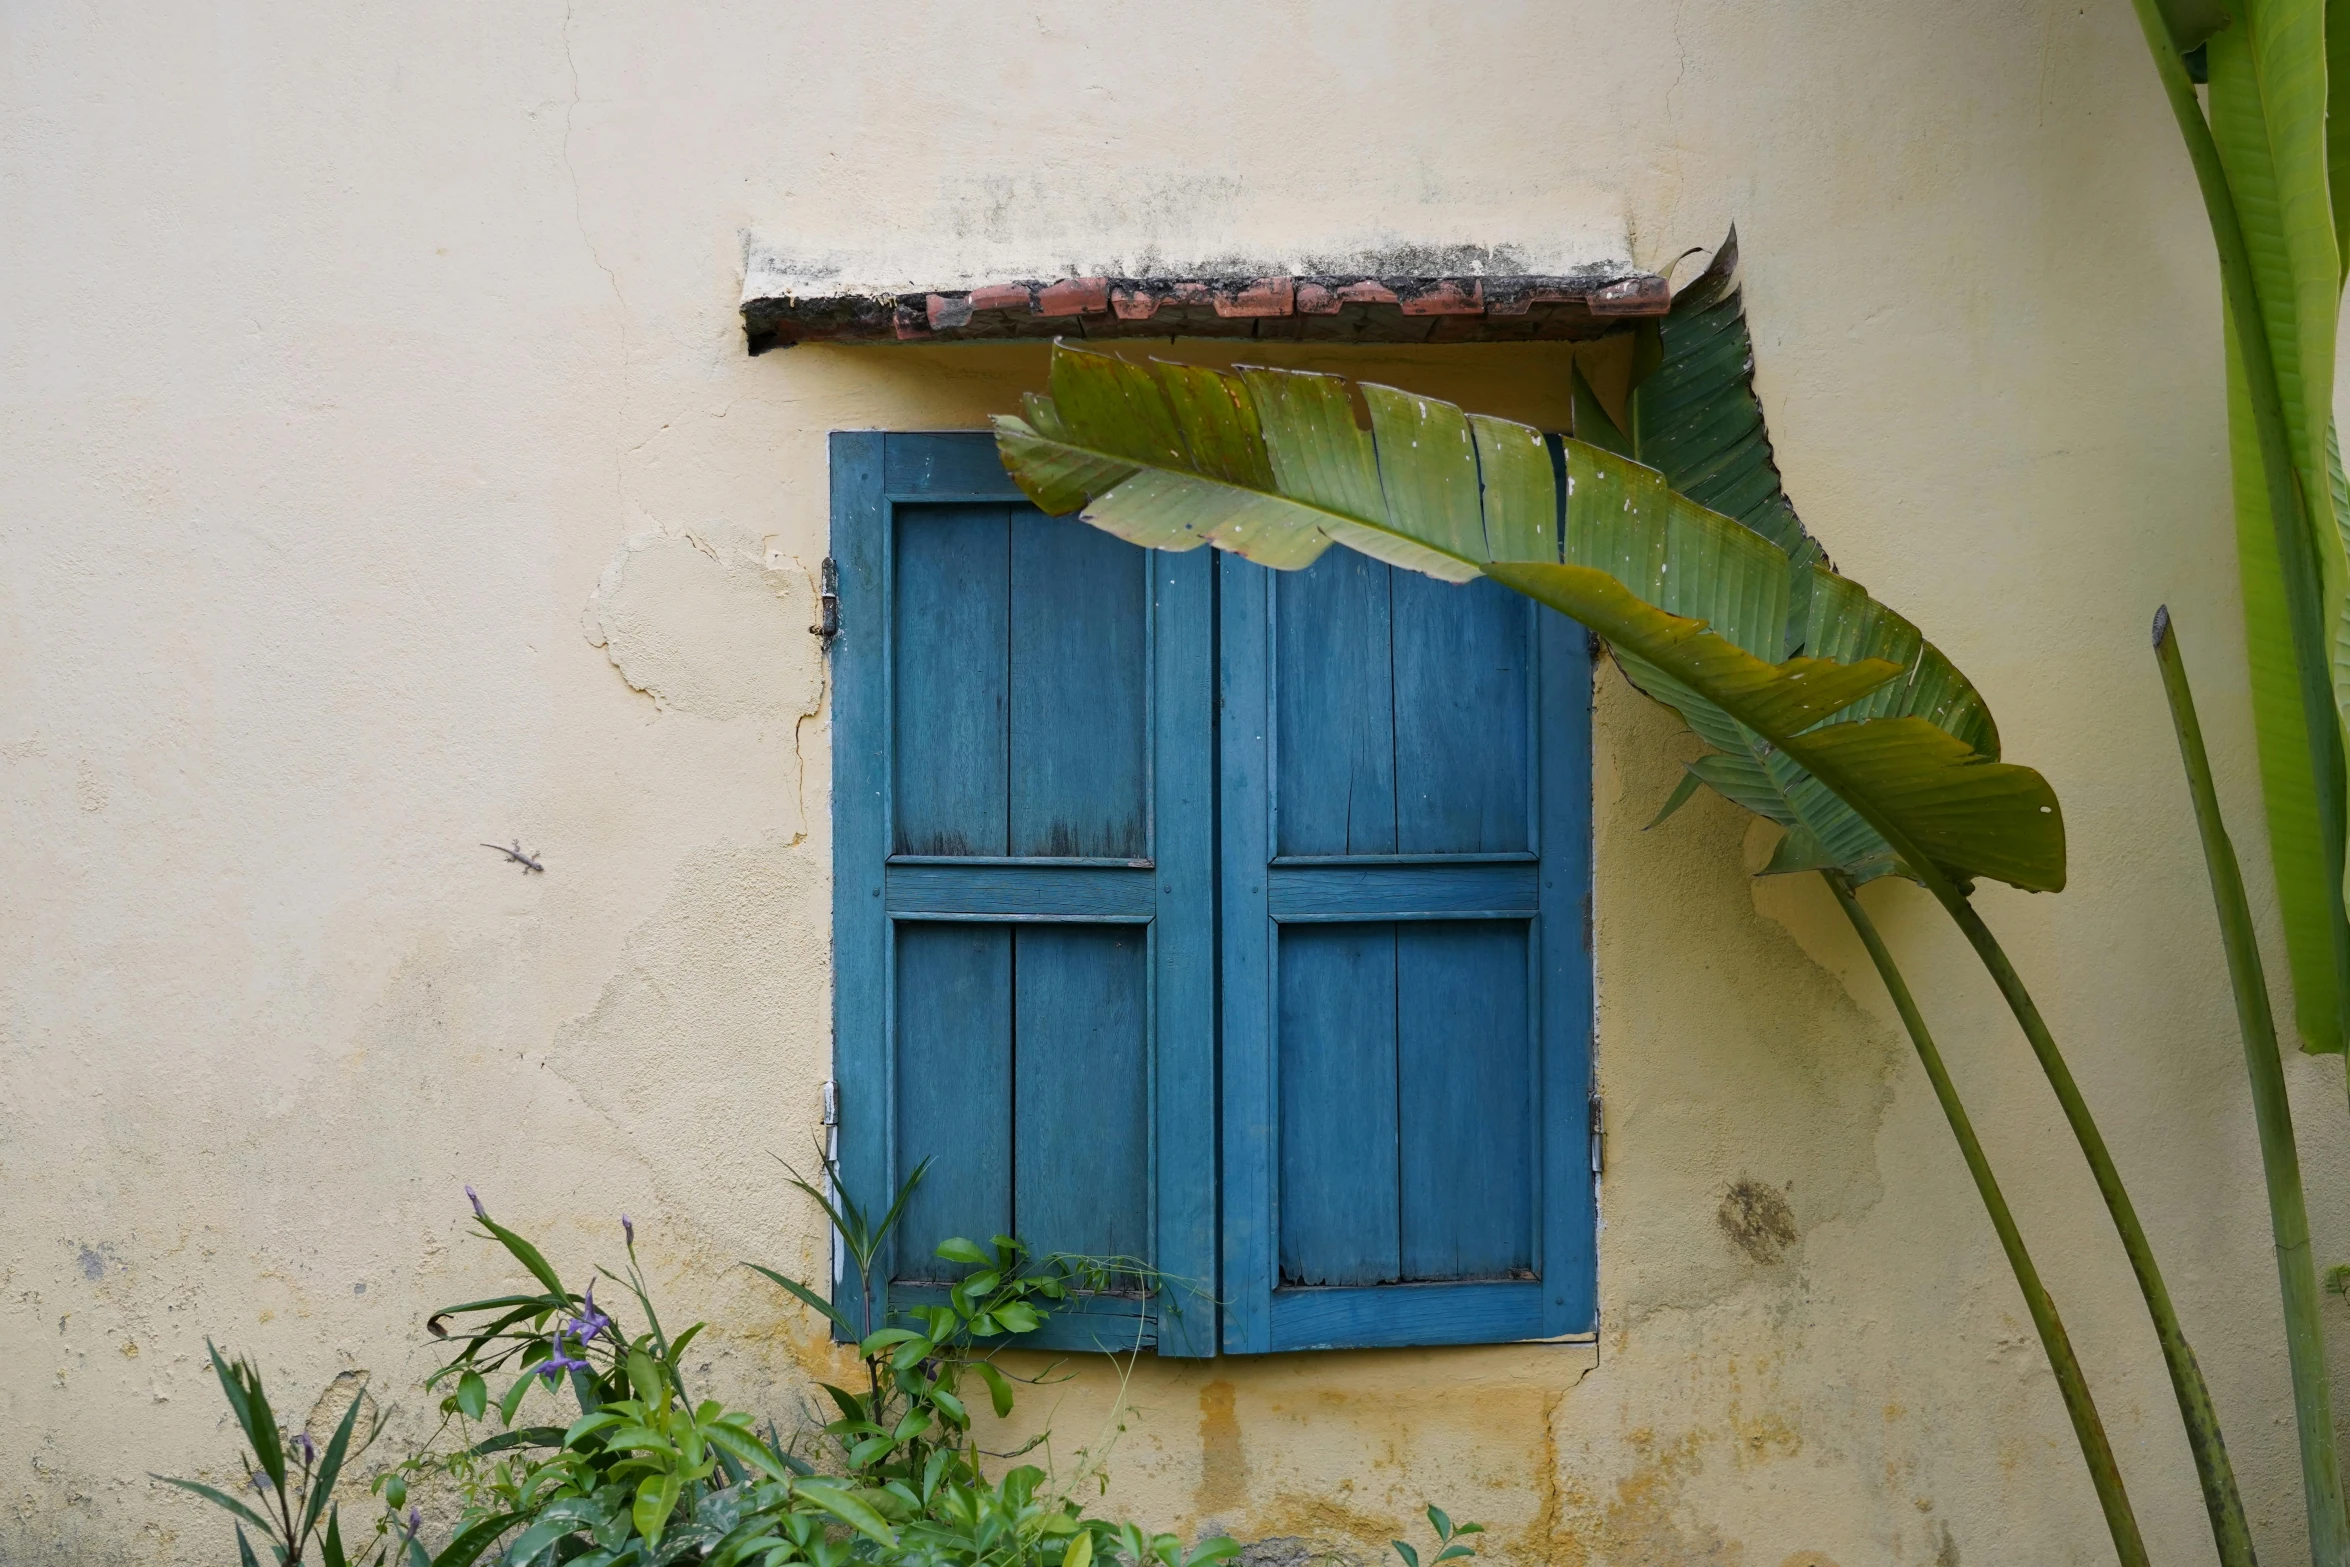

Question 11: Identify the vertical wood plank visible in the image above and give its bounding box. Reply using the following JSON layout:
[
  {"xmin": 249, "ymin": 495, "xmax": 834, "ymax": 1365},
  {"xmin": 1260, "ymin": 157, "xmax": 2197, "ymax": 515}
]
[
  {"xmin": 1275, "ymin": 552, "xmax": 1397, "ymax": 857},
  {"xmin": 894, "ymin": 504, "xmax": 1010, "ymax": 856},
  {"xmin": 1014, "ymin": 926, "xmax": 1150, "ymax": 1262},
  {"xmin": 1152, "ymin": 547, "xmax": 1220, "ymax": 1355},
  {"xmin": 1536, "ymin": 601, "xmax": 1598, "ymax": 1335},
  {"xmin": 894, "ymin": 923, "xmax": 1013, "ymax": 1279},
  {"xmin": 830, "ymin": 432, "xmax": 892, "ymax": 1325},
  {"xmin": 1393, "ymin": 575, "xmax": 1530, "ymax": 854},
  {"xmin": 1398, "ymin": 921, "xmax": 1533, "ymax": 1279},
  {"xmin": 1010, "ymin": 513, "xmax": 1148, "ymax": 858},
  {"xmin": 1219, "ymin": 555, "xmax": 1277, "ymax": 1353},
  {"xmin": 1276, "ymin": 922, "xmax": 1401, "ymax": 1286}
]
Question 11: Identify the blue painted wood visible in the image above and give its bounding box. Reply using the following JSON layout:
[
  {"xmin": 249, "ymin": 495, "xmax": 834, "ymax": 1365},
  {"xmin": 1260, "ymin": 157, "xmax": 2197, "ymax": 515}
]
[
  {"xmin": 1276, "ymin": 922, "xmax": 1401, "ymax": 1286},
  {"xmin": 837, "ymin": 432, "xmax": 1217, "ymax": 1356},
  {"xmin": 1399, "ymin": 921, "xmax": 1533, "ymax": 1280},
  {"xmin": 1275, "ymin": 550, "xmax": 1397, "ymax": 856},
  {"xmin": 893, "ymin": 504, "xmax": 1009, "ymax": 857},
  {"xmin": 1014, "ymin": 926, "xmax": 1150, "ymax": 1262},
  {"xmin": 1011, "ymin": 513, "xmax": 1149, "ymax": 859},
  {"xmin": 884, "ymin": 431, "xmax": 1032, "ymax": 499},
  {"xmin": 1392, "ymin": 574, "xmax": 1531, "ymax": 853},
  {"xmin": 829, "ymin": 432, "xmax": 894, "ymax": 1333},
  {"xmin": 1268, "ymin": 1280, "xmax": 1548, "ymax": 1350},
  {"xmin": 1221, "ymin": 547, "xmax": 1596, "ymax": 1352},
  {"xmin": 1218, "ymin": 555, "xmax": 1277, "ymax": 1355},
  {"xmin": 1267, "ymin": 863, "xmax": 1538, "ymax": 921},
  {"xmin": 886, "ymin": 865, "xmax": 1155, "ymax": 920},
  {"xmin": 1150, "ymin": 547, "xmax": 1220, "ymax": 1356},
  {"xmin": 1535, "ymin": 601, "xmax": 1597, "ymax": 1337},
  {"xmin": 893, "ymin": 923, "xmax": 1013, "ymax": 1280}
]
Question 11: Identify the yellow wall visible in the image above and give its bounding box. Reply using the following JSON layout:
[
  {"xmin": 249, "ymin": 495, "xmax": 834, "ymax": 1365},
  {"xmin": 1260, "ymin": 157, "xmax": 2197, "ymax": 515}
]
[{"xmin": 6, "ymin": 2, "xmax": 2346, "ymax": 1563}]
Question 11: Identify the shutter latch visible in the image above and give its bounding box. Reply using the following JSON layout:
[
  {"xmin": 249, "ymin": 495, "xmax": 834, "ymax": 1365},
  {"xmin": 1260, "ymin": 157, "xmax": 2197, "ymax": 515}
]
[
  {"xmin": 1589, "ymin": 1094, "xmax": 1605, "ymax": 1176},
  {"xmin": 811, "ymin": 558, "xmax": 840, "ymax": 643}
]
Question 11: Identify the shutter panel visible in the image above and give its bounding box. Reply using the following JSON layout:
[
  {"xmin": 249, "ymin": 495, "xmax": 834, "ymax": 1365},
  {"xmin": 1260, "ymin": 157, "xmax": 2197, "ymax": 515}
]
[
  {"xmin": 1219, "ymin": 549, "xmax": 1595, "ymax": 1352},
  {"xmin": 831, "ymin": 432, "xmax": 1216, "ymax": 1356}
]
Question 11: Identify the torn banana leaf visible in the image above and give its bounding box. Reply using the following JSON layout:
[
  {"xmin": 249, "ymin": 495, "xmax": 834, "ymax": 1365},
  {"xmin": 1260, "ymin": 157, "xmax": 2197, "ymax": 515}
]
[{"xmin": 994, "ymin": 339, "xmax": 2064, "ymax": 894}]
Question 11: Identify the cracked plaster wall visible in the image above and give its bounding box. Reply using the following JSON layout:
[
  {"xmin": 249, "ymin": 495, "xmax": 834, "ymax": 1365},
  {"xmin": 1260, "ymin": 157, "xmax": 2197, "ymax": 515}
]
[{"xmin": 6, "ymin": 1, "xmax": 2350, "ymax": 1564}]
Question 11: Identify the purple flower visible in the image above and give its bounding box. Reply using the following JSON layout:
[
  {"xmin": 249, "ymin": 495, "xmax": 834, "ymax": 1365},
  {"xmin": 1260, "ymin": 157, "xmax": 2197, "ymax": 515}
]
[
  {"xmin": 291, "ymin": 1432, "xmax": 316, "ymax": 1465},
  {"xmin": 535, "ymin": 1329, "xmax": 592, "ymax": 1386},
  {"xmin": 406, "ymin": 1507, "xmax": 422, "ymax": 1541},
  {"xmin": 566, "ymin": 1282, "xmax": 612, "ymax": 1346},
  {"xmin": 621, "ymin": 1213, "xmax": 634, "ymax": 1247},
  {"xmin": 466, "ymin": 1185, "xmax": 486, "ymax": 1220}
]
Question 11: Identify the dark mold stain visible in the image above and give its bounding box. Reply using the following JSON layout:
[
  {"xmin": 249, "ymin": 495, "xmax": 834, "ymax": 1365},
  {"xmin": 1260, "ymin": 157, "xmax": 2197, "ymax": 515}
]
[{"xmin": 1716, "ymin": 1178, "xmax": 1798, "ymax": 1264}]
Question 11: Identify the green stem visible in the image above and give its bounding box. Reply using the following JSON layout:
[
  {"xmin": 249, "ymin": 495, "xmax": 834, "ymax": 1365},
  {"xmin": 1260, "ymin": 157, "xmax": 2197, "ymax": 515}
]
[
  {"xmin": 1824, "ymin": 872, "xmax": 2149, "ymax": 1567},
  {"xmin": 1938, "ymin": 887, "xmax": 2257, "ymax": 1566},
  {"xmin": 2156, "ymin": 605, "xmax": 2350, "ymax": 1564},
  {"xmin": 2122, "ymin": 0, "xmax": 2350, "ymax": 1059}
]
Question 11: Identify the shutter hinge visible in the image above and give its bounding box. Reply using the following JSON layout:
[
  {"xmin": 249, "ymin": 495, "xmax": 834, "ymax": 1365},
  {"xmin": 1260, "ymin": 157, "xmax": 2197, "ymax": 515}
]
[
  {"xmin": 811, "ymin": 558, "xmax": 840, "ymax": 643},
  {"xmin": 821, "ymin": 1079, "xmax": 839, "ymax": 1127},
  {"xmin": 1589, "ymin": 1094, "xmax": 1605, "ymax": 1176}
]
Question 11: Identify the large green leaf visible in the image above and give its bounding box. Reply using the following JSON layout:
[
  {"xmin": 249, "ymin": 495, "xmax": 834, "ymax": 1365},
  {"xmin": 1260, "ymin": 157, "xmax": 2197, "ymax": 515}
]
[
  {"xmin": 1602, "ymin": 238, "xmax": 2007, "ymax": 885},
  {"xmin": 995, "ymin": 343, "xmax": 2065, "ymax": 893}
]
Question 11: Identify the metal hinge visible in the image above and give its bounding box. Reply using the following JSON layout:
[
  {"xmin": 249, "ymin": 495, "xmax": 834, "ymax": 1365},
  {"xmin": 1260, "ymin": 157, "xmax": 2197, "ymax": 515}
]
[
  {"xmin": 1589, "ymin": 1094, "xmax": 1605, "ymax": 1176},
  {"xmin": 810, "ymin": 558, "xmax": 840, "ymax": 643},
  {"xmin": 821, "ymin": 1079, "xmax": 839, "ymax": 1127}
]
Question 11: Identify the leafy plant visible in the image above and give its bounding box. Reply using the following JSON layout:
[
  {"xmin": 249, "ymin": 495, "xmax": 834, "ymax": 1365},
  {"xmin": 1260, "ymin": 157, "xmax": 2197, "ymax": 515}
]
[
  {"xmin": 1388, "ymin": 1506, "xmax": 1481, "ymax": 1567},
  {"xmin": 2127, "ymin": 0, "xmax": 2350, "ymax": 1075},
  {"xmin": 368, "ymin": 1176, "xmax": 1229, "ymax": 1567},
  {"xmin": 2122, "ymin": 4, "xmax": 2350, "ymax": 1563},
  {"xmin": 156, "ymin": 1343, "xmax": 397, "ymax": 1567},
  {"xmin": 987, "ymin": 300, "xmax": 2230, "ymax": 1565}
]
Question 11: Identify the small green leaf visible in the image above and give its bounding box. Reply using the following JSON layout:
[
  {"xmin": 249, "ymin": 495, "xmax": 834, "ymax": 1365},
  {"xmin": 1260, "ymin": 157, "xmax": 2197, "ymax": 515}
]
[
  {"xmin": 1392, "ymin": 1543, "xmax": 1419, "ymax": 1567},
  {"xmin": 456, "ymin": 1369, "xmax": 488, "ymax": 1421},
  {"xmin": 934, "ymin": 1238, "xmax": 992, "ymax": 1266},
  {"xmin": 427, "ymin": 1512, "xmax": 525, "ymax": 1567},
  {"xmin": 993, "ymin": 1302, "xmax": 1041, "ymax": 1334},
  {"xmin": 973, "ymin": 1361, "xmax": 1016, "ymax": 1418},
  {"xmin": 1432, "ymin": 1547, "xmax": 1476, "ymax": 1562},
  {"xmin": 1066, "ymin": 1530, "xmax": 1095, "ymax": 1567},
  {"xmin": 1427, "ymin": 1506, "xmax": 1451, "ymax": 1540},
  {"xmin": 235, "ymin": 1525, "xmax": 263, "ymax": 1567},
  {"xmin": 793, "ymin": 1480, "xmax": 898, "ymax": 1546},
  {"xmin": 634, "ymin": 1470, "xmax": 683, "ymax": 1550},
  {"xmin": 498, "ymin": 1372, "xmax": 536, "ymax": 1425},
  {"xmin": 1183, "ymin": 1538, "xmax": 1243, "ymax": 1567},
  {"xmin": 626, "ymin": 1348, "xmax": 663, "ymax": 1406}
]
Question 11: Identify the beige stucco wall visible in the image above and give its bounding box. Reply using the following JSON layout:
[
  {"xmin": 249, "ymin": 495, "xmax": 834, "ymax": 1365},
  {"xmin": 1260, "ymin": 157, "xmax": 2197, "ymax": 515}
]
[{"xmin": 8, "ymin": 2, "xmax": 2349, "ymax": 1563}]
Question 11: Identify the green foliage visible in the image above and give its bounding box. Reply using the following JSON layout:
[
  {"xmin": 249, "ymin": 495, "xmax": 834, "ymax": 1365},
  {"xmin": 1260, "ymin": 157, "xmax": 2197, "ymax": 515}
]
[
  {"xmin": 171, "ymin": 1173, "xmax": 1269, "ymax": 1567},
  {"xmin": 993, "ymin": 340, "xmax": 2064, "ymax": 897},
  {"xmin": 1387, "ymin": 1506, "xmax": 1481, "ymax": 1567},
  {"xmin": 155, "ymin": 1343, "xmax": 394, "ymax": 1567}
]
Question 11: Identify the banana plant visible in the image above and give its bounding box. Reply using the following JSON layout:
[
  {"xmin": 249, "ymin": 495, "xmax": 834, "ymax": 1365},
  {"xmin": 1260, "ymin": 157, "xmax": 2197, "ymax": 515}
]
[
  {"xmin": 2124, "ymin": 5, "xmax": 2350, "ymax": 1560},
  {"xmin": 1620, "ymin": 247, "xmax": 2255, "ymax": 1566},
  {"xmin": 988, "ymin": 270, "xmax": 2227, "ymax": 1562},
  {"xmin": 2127, "ymin": 0, "xmax": 2350, "ymax": 1066}
]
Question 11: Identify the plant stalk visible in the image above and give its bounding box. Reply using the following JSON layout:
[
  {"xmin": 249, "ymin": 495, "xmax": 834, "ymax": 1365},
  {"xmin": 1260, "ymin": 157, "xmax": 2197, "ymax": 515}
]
[
  {"xmin": 2155, "ymin": 604, "xmax": 2350, "ymax": 1564},
  {"xmin": 1825, "ymin": 871, "xmax": 2149, "ymax": 1567},
  {"xmin": 1937, "ymin": 886, "xmax": 2257, "ymax": 1566},
  {"xmin": 2122, "ymin": 0, "xmax": 2350, "ymax": 1060}
]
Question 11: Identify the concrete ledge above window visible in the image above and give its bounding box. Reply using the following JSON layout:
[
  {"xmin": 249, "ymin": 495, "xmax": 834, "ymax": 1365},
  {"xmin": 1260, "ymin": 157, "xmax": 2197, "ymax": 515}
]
[{"xmin": 741, "ymin": 235, "xmax": 1669, "ymax": 353}]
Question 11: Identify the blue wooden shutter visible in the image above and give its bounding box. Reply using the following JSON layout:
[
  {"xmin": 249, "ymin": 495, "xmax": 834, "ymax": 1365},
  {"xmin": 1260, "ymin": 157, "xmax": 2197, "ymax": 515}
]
[
  {"xmin": 1218, "ymin": 549, "xmax": 1595, "ymax": 1351},
  {"xmin": 831, "ymin": 432, "xmax": 1216, "ymax": 1356}
]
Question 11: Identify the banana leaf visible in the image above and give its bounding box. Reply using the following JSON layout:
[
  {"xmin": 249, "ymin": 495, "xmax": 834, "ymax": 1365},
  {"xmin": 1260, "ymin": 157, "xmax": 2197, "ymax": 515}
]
[
  {"xmin": 1615, "ymin": 236, "xmax": 2006, "ymax": 887},
  {"xmin": 995, "ymin": 340, "xmax": 2063, "ymax": 894},
  {"xmin": 2204, "ymin": 3, "xmax": 2350, "ymax": 1051}
]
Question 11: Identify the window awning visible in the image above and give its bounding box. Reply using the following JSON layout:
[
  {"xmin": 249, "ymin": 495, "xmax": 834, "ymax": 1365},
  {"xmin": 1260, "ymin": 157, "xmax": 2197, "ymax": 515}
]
[{"xmin": 742, "ymin": 261, "xmax": 1669, "ymax": 354}]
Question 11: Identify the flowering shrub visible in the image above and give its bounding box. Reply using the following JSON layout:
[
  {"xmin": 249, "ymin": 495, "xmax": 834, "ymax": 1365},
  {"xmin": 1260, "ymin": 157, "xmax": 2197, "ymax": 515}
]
[{"xmin": 163, "ymin": 1165, "xmax": 1478, "ymax": 1567}]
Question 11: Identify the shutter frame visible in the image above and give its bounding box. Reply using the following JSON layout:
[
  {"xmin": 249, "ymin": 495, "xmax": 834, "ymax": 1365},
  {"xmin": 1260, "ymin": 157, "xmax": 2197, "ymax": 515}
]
[
  {"xmin": 830, "ymin": 432, "xmax": 1217, "ymax": 1357},
  {"xmin": 1217, "ymin": 552, "xmax": 1597, "ymax": 1352}
]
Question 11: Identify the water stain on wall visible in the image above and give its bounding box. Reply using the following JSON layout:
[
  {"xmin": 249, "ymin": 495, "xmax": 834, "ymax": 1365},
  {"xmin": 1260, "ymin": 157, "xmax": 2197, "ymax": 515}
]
[{"xmin": 1717, "ymin": 1179, "xmax": 1799, "ymax": 1265}]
